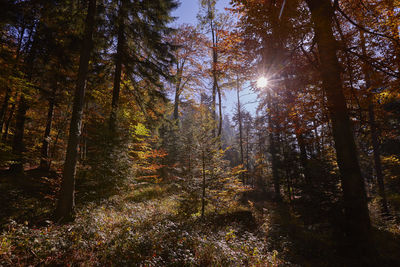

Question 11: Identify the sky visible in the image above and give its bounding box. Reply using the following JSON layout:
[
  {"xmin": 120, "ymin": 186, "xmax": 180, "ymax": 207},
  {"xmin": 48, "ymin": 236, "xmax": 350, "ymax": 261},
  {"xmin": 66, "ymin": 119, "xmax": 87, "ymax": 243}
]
[{"xmin": 171, "ymin": 0, "xmax": 259, "ymax": 117}]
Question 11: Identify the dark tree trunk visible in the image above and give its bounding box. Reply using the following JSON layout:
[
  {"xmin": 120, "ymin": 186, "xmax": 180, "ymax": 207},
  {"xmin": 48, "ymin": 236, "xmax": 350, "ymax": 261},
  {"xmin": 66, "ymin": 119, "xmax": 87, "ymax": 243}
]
[
  {"xmin": 0, "ymin": 87, "xmax": 11, "ymax": 134},
  {"xmin": 368, "ymin": 100, "xmax": 388, "ymax": 214},
  {"xmin": 267, "ymin": 92, "xmax": 281, "ymax": 200},
  {"xmin": 109, "ymin": 0, "xmax": 125, "ymax": 133},
  {"xmin": 1, "ymin": 27, "xmax": 24, "ymax": 134},
  {"xmin": 360, "ymin": 31, "xmax": 389, "ymax": 215},
  {"xmin": 217, "ymin": 83, "xmax": 222, "ymax": 137},
  {"xmin": 55, "ymin": 0, "xmax": 96, "ymax": 222},
  {"xmin": 246, "ymin": 124, "xmax": 250, "ymax": 182},
  {"xmin": 2, "ymin": 95, "xmax": 16, "ymax": 142},
  {"xmin": 9, "ymin": 94, "xmax": 28, "ymax": 173},
  {"xmin": 9, "ymin": 26, "xmax": 38, "ymax": 173},
  {"xmin": 39, "ymin": 87, "xmax": 56, "ymax": 171},
  {"xmin": 306, "ymin": 0, "xmax": 371, "ymax": 246},
  {"xmin": 201, "ymin": 150, "xmax": 206, "ymax": 218},
  {"xmin": 295, "ymin": 131, "xmax": 311, "ymax": 184}
]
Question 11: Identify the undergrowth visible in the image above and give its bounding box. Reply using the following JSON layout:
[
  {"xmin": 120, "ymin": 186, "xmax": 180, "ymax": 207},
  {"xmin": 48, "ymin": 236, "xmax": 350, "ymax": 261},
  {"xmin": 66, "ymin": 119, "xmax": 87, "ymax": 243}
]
[{"xmin": 0, "ymin": 182, "xmax": 286, "ymax": 266}]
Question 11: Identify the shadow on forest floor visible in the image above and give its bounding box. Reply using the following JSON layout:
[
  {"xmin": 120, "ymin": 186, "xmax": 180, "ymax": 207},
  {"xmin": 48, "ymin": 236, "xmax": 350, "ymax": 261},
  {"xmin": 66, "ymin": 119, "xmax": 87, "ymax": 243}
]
[
  {"xmin": 244, "ymin": 189, "xmax": 400, "ymax": 267},
  {"xmin": 0, "ymin": 168, "xmax": 60, "ymax": 229}
]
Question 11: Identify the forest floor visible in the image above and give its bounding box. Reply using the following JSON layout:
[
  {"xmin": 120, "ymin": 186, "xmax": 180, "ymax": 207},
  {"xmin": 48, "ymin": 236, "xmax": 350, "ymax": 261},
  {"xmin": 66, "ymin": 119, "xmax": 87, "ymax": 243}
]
[{"xmin": 1, "ymin": 170, "xmax": 400, "ymax": 266}]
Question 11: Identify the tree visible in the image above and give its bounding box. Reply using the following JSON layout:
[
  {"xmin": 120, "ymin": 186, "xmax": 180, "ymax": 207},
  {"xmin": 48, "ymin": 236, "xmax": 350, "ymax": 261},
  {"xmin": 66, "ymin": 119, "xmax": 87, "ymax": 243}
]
[
  {"xmin": 55, "ymin": 0, "xmax": 97, "ymax": 222},
  {"xmin": 108, "ymin": 0, "xmax": 178, "ymax": 133},
  {"xmin": 167, "ymin": 24, "xmax": 206, "ymax": 122},
  {"xmin": 198, "ymin": 0, "xmax": 223, "ymax": 136},
  {"xmin": 305, "ymin": 0, "xmax": 371, "ymax": 247}
]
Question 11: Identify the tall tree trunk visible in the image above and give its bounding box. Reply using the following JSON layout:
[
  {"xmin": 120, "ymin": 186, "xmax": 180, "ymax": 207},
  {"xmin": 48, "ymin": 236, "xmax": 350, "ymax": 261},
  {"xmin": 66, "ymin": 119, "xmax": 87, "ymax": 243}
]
[
  {"xmin": 246, "ymin": 124, "xmax": 250, "ymax": 180},
  {"xmin": 55, "ymin": 0, "xmax": 96, "ymax": 222},
  {"xmin": 50, "ymin": 119, "xmax": 67, "ymax": 168},
  {"xmin": 0, "ymin": 87, "xmax": 11, "ymax": 134},
  {"xmin": 217, "ymin": 83, "xmax": 222, "ymax": 137},
  {"xmin": 109, "ymin": 0, "xmax": 125, "ymax": 133},
  {"xmin": 268, "ymin": 92, "xmax": 281, "ymax": 200},
  {"xmin": 201, "ymin": 150, "xmax": 206, "ymax": 218},
  {"xmin": 295, "ymin": 130, "xmax": 311, "ymax": 184},
  {"xmin": 236, "ymin": 76, "xmax": 244, "ymax": 182},
  {"xmin": 2, "ymin": 95, "xmax": 16, "ymax": 143},
  {"xmin": 305, "ymin": 0, "xmax": 371, "ymax": 246},
  {"xmin": 9, "ymin": 94, "xmax": 28, "ymax": 173},
  {"xmin": 40, "ymin": 87, "xmax": 56, "ymax": 171},
  {"xmin": 368, "ymin": 99, "xmax": 388, "ymax": 214},
  {"xmin": 173, "ymin": 66, "xmax": 183, "ymax": 122},
  {"xmin": 360, "ymin": 31, "xmax": 389, "ymax": 214},
  {"xmin": 208, "ymin": 5, "xmax": 220, "ymax": 137},
  {"xmin": 0, "ymin": 26, "xmax": 25, "ymax": 134},
  {"xmin": 173, "ymin": 87, "xmax": 180, "ymax": 121},
  {"xmin": 9, "ymin": 26, "xmax": 38, "ymax": 173}
]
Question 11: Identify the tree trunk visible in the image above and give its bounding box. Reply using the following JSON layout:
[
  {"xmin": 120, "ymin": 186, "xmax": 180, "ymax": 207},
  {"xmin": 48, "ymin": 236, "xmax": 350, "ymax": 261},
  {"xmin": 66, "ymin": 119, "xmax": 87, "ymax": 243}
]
[
  {"xmin": 39, "ymin": 87, "xmax": 56, "ymax": 171},
  {"xmin": 306, "ymin": 0, "xmax": 371, "ymax": 246},
  {"xmin": 173, "ymin": 87, "xmax": 180, "ymax": 121},
  {"xmin": 9, "ymin": 94, "xmax": 28, "ymax": 173},
  {"xmin": 246, "ymin": 124, "xmax": 250, "ymax": 181},
  {"xmin": 9, "ymin": 26, "xmax": 38, "ymax": 173},
  {"xmin": 109, "ymin": 0, "xmax": 125, "ymax": 133},
  {"xmin": 201, "ymin": 150, "xmax": 206, "ymax": 218},
  {"xmin": 236, "ymin": 76, "xmax": 244, "ymax": 182},
  {"xmin": 0, "ymin": 87, "xmax": 11, "ymax": 134},
  {"xmin": 267, "ymin": 92, "xmax": 281, "ymax": 200},
  {"xmin": 209, "ymin": 8, "xmax": 220, "ymax": 137},
  {"xmin": 359, "ymin": 31, "xmax": 389, "ymax": 214},
  {"xmin": 2, "ymin": 95, "xmax": 16, "ymax": 143},
  {"xmin": 217, "ymin": 83, "xmax": 222, "ymax": 137},
  {"xmin": 295, "ymin": 130, "xmax": 311, "ymax": 184},
  {"xmin": 368, "ymin": 100, "xmax": 389, "ymax": 214},
  {"xmin": 0, "ymin": 26, "xmax": 25, "ymax": 134},
  {"xmin": 55, "ymin": 0, "xmax": 96, "ymax": 222}
]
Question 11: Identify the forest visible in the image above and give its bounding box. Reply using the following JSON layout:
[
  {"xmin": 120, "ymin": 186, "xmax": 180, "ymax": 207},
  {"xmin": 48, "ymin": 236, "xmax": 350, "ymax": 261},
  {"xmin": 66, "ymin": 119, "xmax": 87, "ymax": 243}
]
[{"xmin": 0, "ymin": 0, "xmax": 400, "ymax": 266}]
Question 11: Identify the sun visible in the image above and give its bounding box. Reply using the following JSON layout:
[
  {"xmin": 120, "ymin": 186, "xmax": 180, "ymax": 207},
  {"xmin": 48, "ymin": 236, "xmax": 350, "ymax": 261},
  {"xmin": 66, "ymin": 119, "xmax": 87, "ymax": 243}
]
[{"xmin": 257, "ymin": 76, "xmax": 268, "ymax": 88}]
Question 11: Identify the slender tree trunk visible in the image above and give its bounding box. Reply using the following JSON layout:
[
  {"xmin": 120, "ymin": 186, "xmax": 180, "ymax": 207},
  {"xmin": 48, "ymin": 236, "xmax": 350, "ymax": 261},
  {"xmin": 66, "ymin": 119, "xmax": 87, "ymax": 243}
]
[
  {"xmin": 55, "ymin": 0, "xmax": 96, "ymax": 222},
  {"xmin": 246, "ymin": 125, "xmax": 250, "ymax": 182},
  {"xmin": 267, "ymin": 92, "xmax": 281, "ymax": 200},
  {"xmin": 9, "ymin": 28, "xmax": 38, "ymax": 173},
  {"xmin": 208, "ymin": 6, "xmax": 220, "ymax": 137},
  {"xmin": 217, "ymin": 84, "xmax": 222, "ymax": 137},
  {"xmin": 236, "ymin": 76, "xmax": 244, "ymax": 182},
  {"xmin": 109, "ymin": 0, "xmax": 125, "ymax": 133},
  {"xmin": 0, "ymin": 27, "xmax": 24, "ymax": 134},
  {"xmin": 2, "ymin": 95, "xmax": 16, "ymax": 143},
  {"xmin": 173, "ymin": 62, "xmax": 184, "ymax": 122},
  {"xmin": 368, "ymin": 99, "xmax": 389, "ymax": 213},
  {"xmin": 312, "ymin": 119, "xmax": 321, "ymax": 156},
  {"xmin": 306, "ymin": 0, "xmax": 371, "ymax": 246},
  {"xmin": 201, "ymin": 150, "xmax": 206, "ymax": 218},
  {"xmin": 295, "ymin": 130, "xmax": 311, "ymax": 184},
  {"xmin": 9, "ymin": 94, "xmax": 28, "ymax": 173},
  {"xmin": 173, "ymin": 87, "xmax": 180, "ymax": 121},
  {"xmin": 49, "ymin": 119, "xmax": 66, "ymax": 168},
  {"xmin": 40, "ymin": 87, "xmax": 56, "ymax": 171},
  {"xmin": 0, "ymin": 87, "xmax": 11, "ymax": 134},
  {"xmin": 359, "ymin": 31, "xmax": 389, "ymax": 214}
]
